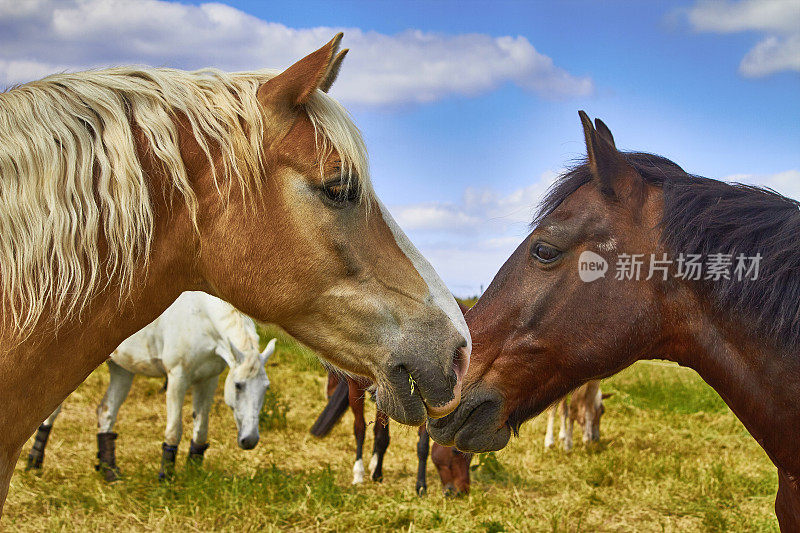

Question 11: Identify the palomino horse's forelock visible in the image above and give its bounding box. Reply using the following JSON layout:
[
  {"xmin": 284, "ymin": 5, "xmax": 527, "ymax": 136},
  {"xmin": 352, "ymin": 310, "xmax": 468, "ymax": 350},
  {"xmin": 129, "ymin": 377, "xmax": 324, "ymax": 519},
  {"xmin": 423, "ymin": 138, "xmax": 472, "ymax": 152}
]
[{"xmin": 0, "ymin": 66, "xmax": 370, "ymax": 339}]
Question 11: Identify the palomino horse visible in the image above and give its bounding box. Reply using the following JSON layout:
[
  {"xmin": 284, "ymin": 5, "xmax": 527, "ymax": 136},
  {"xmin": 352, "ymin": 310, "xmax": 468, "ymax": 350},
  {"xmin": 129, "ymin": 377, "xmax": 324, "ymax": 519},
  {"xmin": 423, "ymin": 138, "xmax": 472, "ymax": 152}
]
[
  {"xmin": 25, "ymin": 292, "xmax": 274, "ymax": 480},
  {"xmin": 0, "ymin": 34, "xmax": 470, "ymax": 513},
  {"xmin": 311, "ymin": 372, "xmax": 473, "ymax": 495},
  {"xmin": 543, "ymin": 381, "xmax": 610, "ymax": 451},
  {"xmin": 429, "ymin": 112, "xmax": 799, "ymax": 529}
]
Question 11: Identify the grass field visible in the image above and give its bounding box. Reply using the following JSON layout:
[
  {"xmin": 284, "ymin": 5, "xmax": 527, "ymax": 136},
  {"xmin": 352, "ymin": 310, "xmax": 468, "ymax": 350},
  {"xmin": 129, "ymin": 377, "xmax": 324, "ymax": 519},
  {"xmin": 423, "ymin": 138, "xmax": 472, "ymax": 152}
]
[{"xmin": 7, "ymin": 323, "xmax": 778, "ymax": 532}]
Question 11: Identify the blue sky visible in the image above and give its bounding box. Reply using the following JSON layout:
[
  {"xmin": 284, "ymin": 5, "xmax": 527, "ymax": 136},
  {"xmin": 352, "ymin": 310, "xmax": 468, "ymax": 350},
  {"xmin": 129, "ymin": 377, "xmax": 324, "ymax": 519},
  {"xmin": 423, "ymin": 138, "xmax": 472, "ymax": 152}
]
[{"xmin": 2, "ymin": 0, "xmax": 798, "ymax": 295}]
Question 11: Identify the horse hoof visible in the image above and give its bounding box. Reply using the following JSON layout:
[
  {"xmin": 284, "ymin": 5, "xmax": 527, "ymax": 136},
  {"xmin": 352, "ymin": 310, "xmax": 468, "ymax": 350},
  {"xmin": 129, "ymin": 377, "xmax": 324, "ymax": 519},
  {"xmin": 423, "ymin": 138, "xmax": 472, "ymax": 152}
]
[
  {"xmin": 371, "ymin": 473, "xmax": 383, "ymax": 483},
  {"xmin": 25, "ymin": 458, "xmax": 43, "ymax": 471},
  {"xmin": 104, "ymin": 470, "xmax": 119, "ymax": 483},
  {"xmin": 416, "ymin": 484, "xmax": 427, "ymax": 496}
]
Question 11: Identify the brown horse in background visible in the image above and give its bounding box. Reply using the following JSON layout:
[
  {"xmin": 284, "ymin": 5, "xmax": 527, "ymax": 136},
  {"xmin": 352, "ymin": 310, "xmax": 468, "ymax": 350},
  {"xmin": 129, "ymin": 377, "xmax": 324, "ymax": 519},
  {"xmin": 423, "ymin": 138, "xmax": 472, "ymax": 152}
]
[
  {"xmin": 312, "ymin": 301, "xmax": 473, "ymax": 495},
  {"xmin": 311, "ymin": 371, "xmax": 472, "ymax": 496},
  {"xmin": 429, "ymin": 112, "xmax": 800, "ymax": 529},
  {"xmin": 0, "ymin": 35, "xmax": 470, "ymax": 514}
]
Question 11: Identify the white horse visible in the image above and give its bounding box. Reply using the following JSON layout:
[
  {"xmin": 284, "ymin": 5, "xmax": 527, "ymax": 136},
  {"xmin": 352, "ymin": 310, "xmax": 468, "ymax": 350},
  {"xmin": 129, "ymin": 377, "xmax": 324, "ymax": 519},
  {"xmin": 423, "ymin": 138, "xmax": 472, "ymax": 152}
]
[
  {"xmin": 543, "ymin": 381, "xmax": 611, "ymax": 451},
  {"xmin": 26, "ymin": 292, "xmax": 275, "ymax": 480}
]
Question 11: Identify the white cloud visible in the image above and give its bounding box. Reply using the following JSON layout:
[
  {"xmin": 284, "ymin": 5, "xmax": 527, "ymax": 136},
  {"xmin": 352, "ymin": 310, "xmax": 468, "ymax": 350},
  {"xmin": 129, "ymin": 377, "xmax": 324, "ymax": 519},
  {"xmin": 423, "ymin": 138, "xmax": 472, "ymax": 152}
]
[
  {"xmin": 739, "ymin": 34, "xmax": 800, "ymax": 77},
  {"xmin": 388, "ymin": 170, "xmax": 560, "ymax": 296},
  {"xmin": 686, "ymin": 0, "xmax": 800, "ymax": 77},
  {"xmin": 724, "ymin": 169, "xmax": 800, "ymax": 199},
  {"xmin": 0, "ymin": 0, "xmax": 593, "ymax": 104},
  {"xmin": 393, "ymin": 170, "xmax": 559, "ymax": 233}
]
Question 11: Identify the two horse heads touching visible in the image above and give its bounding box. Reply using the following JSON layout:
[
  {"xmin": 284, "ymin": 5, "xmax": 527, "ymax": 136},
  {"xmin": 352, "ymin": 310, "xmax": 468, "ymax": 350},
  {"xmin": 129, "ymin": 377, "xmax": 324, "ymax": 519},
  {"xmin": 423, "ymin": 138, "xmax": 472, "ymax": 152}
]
[
  {"xmin": 1, "ymin": 31, "xmax": 798, "ymax": 529},
  {"xmin": 0, "ymin": 35, "xmax": 469, "ymax": 511},
  {"xmin": 428, "ymin": 112, "xmax": 800, "ymax": 529}
]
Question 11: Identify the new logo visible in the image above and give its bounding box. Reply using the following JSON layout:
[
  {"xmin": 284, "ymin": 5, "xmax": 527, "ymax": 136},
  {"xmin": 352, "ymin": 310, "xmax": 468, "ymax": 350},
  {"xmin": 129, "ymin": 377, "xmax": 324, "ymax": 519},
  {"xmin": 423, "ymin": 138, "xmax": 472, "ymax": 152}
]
[{"xmin": 578, "ymin": 251, "xmax": 608, "ymax": 282}]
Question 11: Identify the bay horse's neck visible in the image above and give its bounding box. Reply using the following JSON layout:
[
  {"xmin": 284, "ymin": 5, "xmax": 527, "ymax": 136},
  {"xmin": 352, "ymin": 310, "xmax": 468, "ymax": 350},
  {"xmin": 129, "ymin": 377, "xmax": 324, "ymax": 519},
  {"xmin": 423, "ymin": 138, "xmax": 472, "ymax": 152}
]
[{"xmin": 664, "ymin": 287, "xmax": 800, "ymax": 476}]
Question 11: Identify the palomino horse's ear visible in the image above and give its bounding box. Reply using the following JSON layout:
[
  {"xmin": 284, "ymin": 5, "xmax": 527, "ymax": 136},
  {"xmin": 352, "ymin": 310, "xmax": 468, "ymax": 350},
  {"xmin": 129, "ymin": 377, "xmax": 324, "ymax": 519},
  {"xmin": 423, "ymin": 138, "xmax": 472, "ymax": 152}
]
[
  {"xmin": 320, "ymin": 49, "xmax": 348, "ymax": 93},
  {"xmin": 257, "ymin": 33, "xmax": 344, "ymax": 108},
  {"xmin": 578, "ymin": 110, "xmax": 637, "ymax": 198}
]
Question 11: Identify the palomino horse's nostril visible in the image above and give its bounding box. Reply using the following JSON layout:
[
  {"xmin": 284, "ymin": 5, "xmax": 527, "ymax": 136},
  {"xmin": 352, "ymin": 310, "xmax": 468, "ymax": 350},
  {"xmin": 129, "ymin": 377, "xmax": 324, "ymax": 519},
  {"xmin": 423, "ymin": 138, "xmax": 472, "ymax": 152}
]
[{"xmin": 452, "ymin": 344, "xmax": 469, "ymax": 381}]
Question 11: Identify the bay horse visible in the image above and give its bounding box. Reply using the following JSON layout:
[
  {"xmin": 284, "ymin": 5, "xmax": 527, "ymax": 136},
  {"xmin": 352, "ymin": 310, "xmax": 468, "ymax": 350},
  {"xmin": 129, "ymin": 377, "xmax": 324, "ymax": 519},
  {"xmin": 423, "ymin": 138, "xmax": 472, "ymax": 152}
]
[
  {"xmin": 25, "ymin": 292, "xmax": 275, "ymax": 481},
  {"xmin": 311, "ymin": 371, "xmax": 473, "ymax": 495},
  {"xmin": 0, "ymin": 34, "xmax": 470, "ymax": 513},
  {"xmin": 429, "ymin": 112, "xmax": 800, "ymax": 529}
]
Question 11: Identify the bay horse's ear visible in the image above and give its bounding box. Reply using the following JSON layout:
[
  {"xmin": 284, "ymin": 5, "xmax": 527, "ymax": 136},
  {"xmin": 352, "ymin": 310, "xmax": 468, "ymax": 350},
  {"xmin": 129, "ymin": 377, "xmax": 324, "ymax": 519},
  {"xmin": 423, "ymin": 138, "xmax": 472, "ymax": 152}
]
[
  {"xmin": 578, "ymin": 110, "xmax": 638, "ymax": 199},
  {"xmin": 594, "ymin": 118, "xmax": 615, "ymax": 148},
  {"xmin": 320, "ymin": 49, "xmax": 348, "ymax": 93},
  {"xmin": 257, "ymin": 33, "xmax": 344, "ymax": 108}
]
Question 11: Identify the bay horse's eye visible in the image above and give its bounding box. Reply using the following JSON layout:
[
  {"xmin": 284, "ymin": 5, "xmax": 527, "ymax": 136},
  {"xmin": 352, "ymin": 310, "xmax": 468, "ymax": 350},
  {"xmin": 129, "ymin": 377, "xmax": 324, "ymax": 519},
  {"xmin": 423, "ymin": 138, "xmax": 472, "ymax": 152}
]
[
  {"xmin": 321, "ymin": 175, "xmax": 359, "ymax": 207},
  {"xmin": 532, "ymin": 242, "xmax": 561, "ymax": 263}
]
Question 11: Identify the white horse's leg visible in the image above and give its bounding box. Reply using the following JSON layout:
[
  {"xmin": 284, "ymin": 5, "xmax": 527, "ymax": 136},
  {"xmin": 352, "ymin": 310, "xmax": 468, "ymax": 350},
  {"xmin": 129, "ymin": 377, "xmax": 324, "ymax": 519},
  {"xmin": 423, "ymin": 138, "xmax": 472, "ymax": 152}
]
[
  {"xmin": 97, "ymin": 362, "xmax": 135, "ymax": 433},
  {"xmin": 26, "ymin": 404, "xmax": 63, "ymax": 470},
  {"xmin": 160, "ymin": 367, "xmax": 189, "ymax": 480},
  {"xmin": 544, "ymin": 405, "xmax": 556, "ymax": 449},
  {"xmin": 95, "ymin": 361, "xmax": 134, "ymax": 481},
  {"xmin": 188, "ymin": 375, "xmax": 218, "ymax": 465},
  {"xmin": 558, "ymin": 397, "xmax": 573, "ymax": 451}
]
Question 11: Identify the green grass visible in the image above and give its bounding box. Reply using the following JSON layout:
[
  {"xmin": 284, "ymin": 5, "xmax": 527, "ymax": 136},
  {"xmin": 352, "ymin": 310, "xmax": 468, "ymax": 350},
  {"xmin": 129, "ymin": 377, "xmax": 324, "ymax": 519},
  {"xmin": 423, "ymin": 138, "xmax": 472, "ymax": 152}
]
[{"xmin": 7, "ymin": 330, "xmax": 778, "ymax": 531}]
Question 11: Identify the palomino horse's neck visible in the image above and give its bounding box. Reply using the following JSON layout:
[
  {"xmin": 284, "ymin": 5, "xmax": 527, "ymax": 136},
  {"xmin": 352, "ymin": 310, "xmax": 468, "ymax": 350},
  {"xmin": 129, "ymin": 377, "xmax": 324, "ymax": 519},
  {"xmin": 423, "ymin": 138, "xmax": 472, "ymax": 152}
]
[{"xmin": 662, "ymin": 285, "xmax": 800, "ymax": 476}]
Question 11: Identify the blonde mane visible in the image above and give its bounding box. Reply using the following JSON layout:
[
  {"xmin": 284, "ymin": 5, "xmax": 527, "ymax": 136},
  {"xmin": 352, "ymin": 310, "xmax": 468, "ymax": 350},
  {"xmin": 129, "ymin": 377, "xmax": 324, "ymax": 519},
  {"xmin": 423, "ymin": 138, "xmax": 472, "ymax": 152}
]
[{"xmin": 0, "ymin": 66, "xmax": 370, "ymax": 336}]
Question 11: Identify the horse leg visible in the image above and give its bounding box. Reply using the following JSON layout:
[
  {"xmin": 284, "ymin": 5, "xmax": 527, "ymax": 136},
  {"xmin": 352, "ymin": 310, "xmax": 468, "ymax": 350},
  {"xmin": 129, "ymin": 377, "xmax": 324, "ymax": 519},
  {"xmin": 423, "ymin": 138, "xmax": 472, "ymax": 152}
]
[
  {"xmin": 26, "ymin": 404, "xmax": 62, "ymax": 470},
  {"xmin": 431, "ymin": 442, "xmax": 456, "ymax": 497},
  {"xmin": 160, "ymin": 367, "xmax": 188, "ymax": 481},
  {"xmin": 544, "ymin": 404, "xmax": 556, "ymax": 449},
  {"xmin": 370, "ymin": 410, "xmax": 390, "ymax": 482},
  {"xmin": 0, "ymin": 445, "xmax": 22, "ymax": 514},
  {"xmin": 349, "ymin": 379, "xmax": 366, "ymax": 484},
  {"xmin": 776, "ymin": 469, "xmax": 800, "ymax": 532},
  {"xmin": 415, "ymin": 425, "xmax": 430, "ymax": 496},
  {"xmin": 96, "ymin": 361, "xmax": 134, "ymax": 482},
  {"xmin": 450, "ymin": 450, "xmax": 473, "ymax": 496},
  {"xmin": 558, "ymin": 397, "xmax": 573, "ymax": 451},
  {"xmin": 326, "ymin": 371, "xmax": 340, "ymax": 399},
  {"xmin": 188, "ymin": 375, "xmax": 218, "ymax": 466}
]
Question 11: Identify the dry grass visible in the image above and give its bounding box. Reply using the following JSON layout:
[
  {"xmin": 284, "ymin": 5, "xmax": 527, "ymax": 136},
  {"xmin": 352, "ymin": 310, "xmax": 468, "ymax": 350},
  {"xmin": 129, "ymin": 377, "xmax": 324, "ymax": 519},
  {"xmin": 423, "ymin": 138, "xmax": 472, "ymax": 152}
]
[{"xmin": 6, "ymin": 324, "xmax": 778, "ymax": 532}]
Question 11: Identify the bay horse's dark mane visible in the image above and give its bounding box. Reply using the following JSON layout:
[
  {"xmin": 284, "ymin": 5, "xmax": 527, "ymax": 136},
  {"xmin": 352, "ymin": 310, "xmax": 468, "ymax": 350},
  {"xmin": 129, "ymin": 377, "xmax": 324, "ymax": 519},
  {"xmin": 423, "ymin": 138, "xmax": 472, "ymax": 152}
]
[{"xmin": 536, "ymin": 152, "xmax": 800, "ymax": 352}]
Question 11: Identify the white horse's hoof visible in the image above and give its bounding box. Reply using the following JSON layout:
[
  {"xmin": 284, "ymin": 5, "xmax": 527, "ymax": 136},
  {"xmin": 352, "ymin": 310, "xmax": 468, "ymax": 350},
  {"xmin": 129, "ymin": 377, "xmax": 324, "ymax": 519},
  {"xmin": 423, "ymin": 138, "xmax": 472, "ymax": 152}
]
[
  {"xmin": 352, "ymin": 459, "xmax": 365, "ymax": 484},
  {"xmin": 544, "ymin": 436, "xmax": 555, "ymax": 449}
]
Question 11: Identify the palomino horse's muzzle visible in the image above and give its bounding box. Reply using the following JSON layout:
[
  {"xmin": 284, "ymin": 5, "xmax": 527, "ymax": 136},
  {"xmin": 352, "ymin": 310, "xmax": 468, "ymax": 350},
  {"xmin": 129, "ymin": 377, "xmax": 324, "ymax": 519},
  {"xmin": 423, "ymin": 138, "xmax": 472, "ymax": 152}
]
[{"xmin": 375, "ymin": 338, "xmax": 469, "ymax": 427}]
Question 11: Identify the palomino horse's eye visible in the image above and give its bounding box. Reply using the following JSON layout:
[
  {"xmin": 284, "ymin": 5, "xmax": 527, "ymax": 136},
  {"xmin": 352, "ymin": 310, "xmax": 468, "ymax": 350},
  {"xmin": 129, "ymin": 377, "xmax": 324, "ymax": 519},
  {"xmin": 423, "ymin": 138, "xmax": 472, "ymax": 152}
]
[
  {"xmin": 321, "ymin": 175, "xmax": 359, "ymax": 207},
  {"xmin": 532, "ymin": 242, "xmax": 562, "ymax": 263}
]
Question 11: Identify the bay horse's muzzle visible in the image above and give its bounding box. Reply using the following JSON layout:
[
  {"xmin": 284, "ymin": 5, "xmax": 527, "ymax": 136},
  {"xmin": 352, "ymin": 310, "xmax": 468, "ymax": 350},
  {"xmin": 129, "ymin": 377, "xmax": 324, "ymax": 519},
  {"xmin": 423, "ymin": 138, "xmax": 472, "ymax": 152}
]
[{"xmin": 426, "ymin": 386, "xmax": 511, "ymax": 453}]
